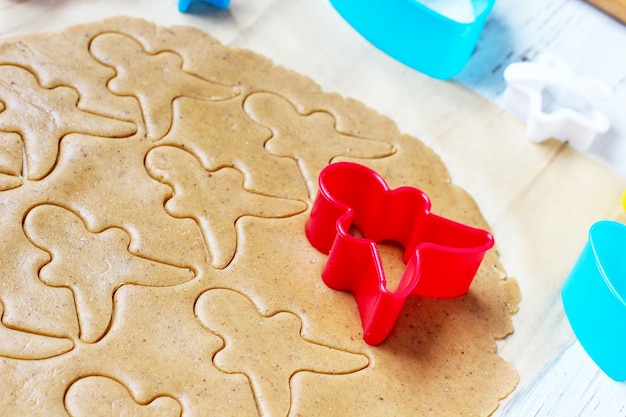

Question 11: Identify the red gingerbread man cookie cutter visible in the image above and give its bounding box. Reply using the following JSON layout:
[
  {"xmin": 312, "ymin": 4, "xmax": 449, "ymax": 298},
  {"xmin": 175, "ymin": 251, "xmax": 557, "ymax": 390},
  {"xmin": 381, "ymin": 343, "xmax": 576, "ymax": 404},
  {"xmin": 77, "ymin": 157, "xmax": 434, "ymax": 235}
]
[{"xmin": 305, "ymin": 162, "xmax": 494, "ymax": 345}]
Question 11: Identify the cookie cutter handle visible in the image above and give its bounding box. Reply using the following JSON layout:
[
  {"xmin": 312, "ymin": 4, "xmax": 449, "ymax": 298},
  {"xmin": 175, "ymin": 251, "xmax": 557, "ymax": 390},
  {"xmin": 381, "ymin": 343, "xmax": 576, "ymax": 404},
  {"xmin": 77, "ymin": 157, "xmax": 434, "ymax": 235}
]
[
  {"xmin": 320, "ymin": 215, "xmax": 415, "ymax": 345},
  {"xmin": 407, "ymin": 213, "xmax": 495, "ymax": 298}
]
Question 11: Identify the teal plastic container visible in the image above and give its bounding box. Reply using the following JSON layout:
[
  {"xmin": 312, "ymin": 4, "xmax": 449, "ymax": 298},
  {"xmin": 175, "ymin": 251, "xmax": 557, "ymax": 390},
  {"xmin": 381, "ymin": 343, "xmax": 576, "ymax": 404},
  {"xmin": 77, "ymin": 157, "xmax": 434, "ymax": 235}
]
[
  {"xmin": 562, "ymin": 220, "xmax": 626, "ymax": 381},
  {"xmin": 179, "ymin": 0, "xmax": 230, "ymax": 13},
  {"xmin": 329, "ymin": 0, "xmax": 496, "ymax": 79}
]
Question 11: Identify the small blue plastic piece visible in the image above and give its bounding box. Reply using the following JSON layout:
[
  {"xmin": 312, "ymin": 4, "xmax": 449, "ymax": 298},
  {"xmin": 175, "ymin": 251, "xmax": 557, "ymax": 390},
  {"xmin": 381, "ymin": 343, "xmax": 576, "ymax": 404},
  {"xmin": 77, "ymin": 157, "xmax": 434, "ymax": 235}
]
[
  {"xmin": 329, "ymin": 0, "xmax": 496, "ymax": 80},
  {"xmin": 178, "ymin": 0, "xmax": 230, "ymax": 13},
  {"xmin": 562, "ymin": 220, "xmax": 626, "ymax": 381}
]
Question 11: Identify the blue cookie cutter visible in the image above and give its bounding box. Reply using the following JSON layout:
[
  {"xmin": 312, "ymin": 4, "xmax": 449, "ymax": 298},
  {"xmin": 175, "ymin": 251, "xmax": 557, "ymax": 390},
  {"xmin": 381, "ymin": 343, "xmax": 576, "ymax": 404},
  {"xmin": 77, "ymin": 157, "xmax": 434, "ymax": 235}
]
[
  {"xmin": 329, "ymin": 0, "xmax": 496, "ymax": 79},
  {"xmin": 562, "ymin": 220, "xmax": 626, "ymax": 381},
  {"xmin": 179, "ymin": 0, "xmax": 230, "ymax": 13}
]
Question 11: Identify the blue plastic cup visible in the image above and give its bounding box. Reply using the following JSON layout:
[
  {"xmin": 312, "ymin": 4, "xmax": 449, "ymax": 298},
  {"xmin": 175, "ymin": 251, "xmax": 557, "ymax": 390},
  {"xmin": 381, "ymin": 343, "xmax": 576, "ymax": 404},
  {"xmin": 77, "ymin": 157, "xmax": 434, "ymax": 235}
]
[
  {"xmin": 329, "ymin": 0, "xmax": 496, "ymax": 79},
  {"xmin": 178, "ymin": 0, "xmax": 230, "ymax": 13},
  {"xmin": 562, "ymin": 220, "xmax": 626, "ymax": 381}
]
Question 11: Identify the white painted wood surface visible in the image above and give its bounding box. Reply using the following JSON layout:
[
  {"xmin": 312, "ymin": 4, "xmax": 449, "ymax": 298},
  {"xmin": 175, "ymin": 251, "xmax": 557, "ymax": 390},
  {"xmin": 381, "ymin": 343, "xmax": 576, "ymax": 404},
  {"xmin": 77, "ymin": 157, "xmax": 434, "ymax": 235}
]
[
  {"xmin": 500, "ymin": 341, "xmax": 626, "ymax": 417},
  {"xmin": 1, "ymin": 0, "xmax": 625, "ymax": 415},
  {"xmin": 457, "ymin": 0, "xmax": 626, "ymax": 176}
]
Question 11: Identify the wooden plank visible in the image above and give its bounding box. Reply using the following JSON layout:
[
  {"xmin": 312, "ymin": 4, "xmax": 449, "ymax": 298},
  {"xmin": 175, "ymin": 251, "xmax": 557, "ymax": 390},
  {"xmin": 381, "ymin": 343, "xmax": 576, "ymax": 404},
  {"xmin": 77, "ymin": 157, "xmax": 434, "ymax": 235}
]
[
  {"xmin": 500, "ymin": 342, "xmax": 626, "ymax": 416},
  {"xmin": 587, "ymin": 0, "xmax": 626, "ymax": 23}
]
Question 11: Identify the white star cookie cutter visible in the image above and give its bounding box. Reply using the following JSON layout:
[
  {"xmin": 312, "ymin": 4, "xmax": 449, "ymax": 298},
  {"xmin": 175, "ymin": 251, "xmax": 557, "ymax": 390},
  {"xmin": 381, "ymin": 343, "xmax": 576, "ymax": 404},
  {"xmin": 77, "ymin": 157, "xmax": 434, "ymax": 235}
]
[{"xmin": 503, "ymin": 54, "xmax": 612, "ymax": 149}]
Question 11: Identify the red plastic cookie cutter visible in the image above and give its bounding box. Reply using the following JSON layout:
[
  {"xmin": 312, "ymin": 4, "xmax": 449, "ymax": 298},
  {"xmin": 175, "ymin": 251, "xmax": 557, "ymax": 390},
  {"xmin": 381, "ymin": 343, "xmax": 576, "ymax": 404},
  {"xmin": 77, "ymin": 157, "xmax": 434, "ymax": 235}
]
[{"xmin": 305, "ymin": 162, "xmax": 494, "ymax": 345}]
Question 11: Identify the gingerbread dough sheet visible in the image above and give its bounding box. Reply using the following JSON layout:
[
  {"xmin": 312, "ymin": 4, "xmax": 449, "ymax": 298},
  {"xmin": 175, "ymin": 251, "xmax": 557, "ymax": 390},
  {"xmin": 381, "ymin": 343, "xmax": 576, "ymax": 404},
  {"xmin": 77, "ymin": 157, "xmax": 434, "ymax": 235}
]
[{"xmin": 0, "ymin": 17, "xmax": 520, "ymax": 416}]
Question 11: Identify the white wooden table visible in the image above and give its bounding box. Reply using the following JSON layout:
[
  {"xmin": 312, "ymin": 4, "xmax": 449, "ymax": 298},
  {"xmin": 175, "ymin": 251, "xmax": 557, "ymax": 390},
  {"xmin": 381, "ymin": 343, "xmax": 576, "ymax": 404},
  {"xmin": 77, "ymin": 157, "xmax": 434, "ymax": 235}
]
[
  {"xmin": 458, "ymin": 0, "xmax": 626, "ymax": 176},
  {"xmin": 1, "ymin": 0, "xmax": 625, "ymax": 415}
]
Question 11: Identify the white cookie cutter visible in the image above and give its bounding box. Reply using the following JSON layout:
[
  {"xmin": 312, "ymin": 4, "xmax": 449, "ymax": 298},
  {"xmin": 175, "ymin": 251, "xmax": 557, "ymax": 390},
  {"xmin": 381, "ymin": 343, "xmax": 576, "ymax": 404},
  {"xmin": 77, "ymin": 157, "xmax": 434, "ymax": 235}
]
[{"xmin": 503, "ymin": 54, "xmax": 612, "ymax": 149}]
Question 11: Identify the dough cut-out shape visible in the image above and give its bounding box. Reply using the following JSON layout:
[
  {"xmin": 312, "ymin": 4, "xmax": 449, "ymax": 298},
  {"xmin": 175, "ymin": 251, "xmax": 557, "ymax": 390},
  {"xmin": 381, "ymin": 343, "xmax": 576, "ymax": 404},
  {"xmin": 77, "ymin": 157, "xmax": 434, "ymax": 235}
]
[
  {"xmin": 0, "ymin": 27, "xmax": 141, "ymax": 126},
  {"xmin": 160, "ymin": 97, "xmax": 308, "ymax": 200},
  {"xmin": 90, "ymin": 33, "xmax": 239, "ymax": 141},
  {"xmin": 196, "ymin": 288, "xmax": 369, "ymax": 417},
  {"xmin": 244, "ymin": 92, "xmax": 395, "ymax": 196},
  {"xmin": 46, "ymin": 135, "xmax": 208, "ymax": 270},
  {"xmin": 90, "ymin": 284, "xmax": 259, "ymax": 417},
  {"xmin": 0, "ymin": 65, "xmax": 137, "ymax": 180},
  {"xmin": 146, "ymin": 146, "xmax": 307, "ymax": 268},
  {"xmin": 65, "ymin": 376, "xmax": 182, "ymax": 417},
  {"xmin": 0, "ymin": 203, "xmax": 79, "ymax": 339},
  {"xmin": 0, "ymin": 17, "xmax": 520, "ymax": 417},
  {"xmin": 0, "ymin": 131, "xmax": 23, "ymax": 190},
  {"xmin": 0, "ymin": 301, "xmax": 73, "ymax": 360},
  {"xmin": 24, "ymin": 204, "xmax": 195, "ymax": 343}
]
